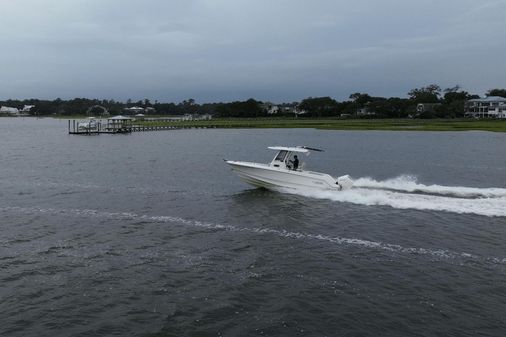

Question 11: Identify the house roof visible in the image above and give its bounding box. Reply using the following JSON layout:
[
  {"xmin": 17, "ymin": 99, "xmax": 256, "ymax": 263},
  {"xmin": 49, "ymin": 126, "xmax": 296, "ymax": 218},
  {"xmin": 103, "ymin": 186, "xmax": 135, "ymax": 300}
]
[
  {"xmin": 468, "ymin": 96, "xmax": 506, "ymax": 102},
  {"xmin": 109, "ymin": 115, "xmax": 132, "ymax": 120}
]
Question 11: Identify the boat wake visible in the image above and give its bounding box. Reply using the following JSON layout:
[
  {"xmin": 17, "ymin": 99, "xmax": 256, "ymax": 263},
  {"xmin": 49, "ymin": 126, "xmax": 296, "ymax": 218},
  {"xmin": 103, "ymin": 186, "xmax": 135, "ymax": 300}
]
[
  {"xmin": 2, "ymin": 206, "xmax": 505, "ymax": 265},
  {"xmin": 286, "ymin": 175, "xmax": 506, "ymax": 217}
]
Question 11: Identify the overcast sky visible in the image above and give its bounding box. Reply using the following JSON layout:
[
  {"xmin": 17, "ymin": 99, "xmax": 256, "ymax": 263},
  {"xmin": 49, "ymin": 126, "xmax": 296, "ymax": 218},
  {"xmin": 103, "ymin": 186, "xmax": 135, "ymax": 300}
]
[{"xmin": 1, "ymin": 0, "xmax": 505, "ymax": 103}]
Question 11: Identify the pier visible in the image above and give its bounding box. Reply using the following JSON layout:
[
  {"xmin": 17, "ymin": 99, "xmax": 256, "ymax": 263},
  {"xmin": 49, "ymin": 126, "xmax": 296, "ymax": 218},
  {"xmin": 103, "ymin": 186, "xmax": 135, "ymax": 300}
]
[
  {"xmin": 67, "ymin": 118, "xmax": 218, "ymax": 135},
  {"xmin": 68, "ymin": 120, "xmax": 187, "ymax": 134},
  {"xmin": 68, "ymin": 119, "xmax": 132, "ymax": 134}
]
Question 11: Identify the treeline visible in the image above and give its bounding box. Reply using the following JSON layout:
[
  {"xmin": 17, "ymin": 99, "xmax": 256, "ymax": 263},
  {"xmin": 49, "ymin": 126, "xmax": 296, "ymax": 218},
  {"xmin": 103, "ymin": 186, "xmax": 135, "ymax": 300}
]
[
  {"xmin": 298, "ymin": 87, "xmax": 506, "ymax": 119},
  {"xmin": 2, "ymin": 86, "xmax": 505, "ymax": 118},
  {"xmin": 0, "ymin": 98, "xmax": 219, "ymax": 116}
]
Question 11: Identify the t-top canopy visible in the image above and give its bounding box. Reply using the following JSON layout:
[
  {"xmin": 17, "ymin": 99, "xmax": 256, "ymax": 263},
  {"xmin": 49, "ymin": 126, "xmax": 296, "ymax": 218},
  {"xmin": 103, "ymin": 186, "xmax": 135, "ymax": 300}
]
[{"xmin": 268, "ymin": 146, "xmax": 310, "ymax": 153}]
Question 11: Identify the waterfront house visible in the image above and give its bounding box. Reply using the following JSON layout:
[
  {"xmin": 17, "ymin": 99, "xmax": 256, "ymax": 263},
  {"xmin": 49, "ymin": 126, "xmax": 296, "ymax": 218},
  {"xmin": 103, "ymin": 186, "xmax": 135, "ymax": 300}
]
[
  {"xmin": 0, "ymin": 106, "xmax": 20, "ymax": 116},
  {"xmin": 124, "ymin": 106, "xmax": 145, "ymax": 114},
  {"xmin": 260, "ymin": 102, "xmax": 279, "ymax": 114},
  {"xmin": 124, "ymin": 106, "xmax": 156, "ymax": 115},
  {"xmin": 465, "ymin": 96, "xmax": 506, "ymax": 118},
  {"xmin": 21, "ymin": 105, "xmax": 35, "ymax": 114},
  {"xmin": 294, "ymin": 107, "xmax": 307, "ymax": 116},
  {"xmin": 268, "ymin": 105, "xmax": 280, "ymax": 114}
]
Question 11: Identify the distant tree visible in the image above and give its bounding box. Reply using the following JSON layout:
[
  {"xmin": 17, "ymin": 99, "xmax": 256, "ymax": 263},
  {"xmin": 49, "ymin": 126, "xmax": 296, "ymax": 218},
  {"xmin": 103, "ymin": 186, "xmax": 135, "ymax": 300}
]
[
  {"xmin": 199, "ymin": 103, "xmax": 219, "ymax": 115},
  {"xmin": 154, "ymin": 102, "xmax": 178, "ymax": 115},
  {"xmin": 443, "ymin": 85, "xmax": 471, "ymax": 103},
  {"xmin": 299, "ymin": 97, "xmax": 339, "ymax": 117},
  {"xmin": 439, "ymin": 86, "xmax": 477, "ymax": 118},
  {"xmin": 28, "ymin": 104, "xmax": 41, "ymax": 116},
  {"xmin": 368, "ymin": 97, "xmax": 411, "ymax": 118},
  {"xmin": 88, "ymin": 105, "xmax": 107, "ymax": 116},
  {"xmin": 443, "ymin": 85, "xmax": 461, "ymax": 93},
  {"xmin": 178, "ymin": 99, "xmax": 199, "ymax": 115},
  {"xmin": 349, "ymin": 92, "xmax": 372, "ymax": 105},
  {"xmin": 408, "ymin": 84, "xmax": 441, "ymax": 103},
  {"xmin": 486, "ymin": 89, "xmax": 506, "ymax": 98},
  {"xmin": 29, "ymin": 100, "xmax": 56, "ymax": 115},
  {"xmin": 215, "ymin": 99, "xmax": 265, "ymax": 117}
]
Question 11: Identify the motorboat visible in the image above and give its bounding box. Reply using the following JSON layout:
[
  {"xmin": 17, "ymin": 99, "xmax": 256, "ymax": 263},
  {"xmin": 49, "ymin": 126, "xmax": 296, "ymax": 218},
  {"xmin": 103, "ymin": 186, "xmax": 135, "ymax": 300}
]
[{"xmin": 225, "ymin": 146, "xmax": 353, "ymax": 191}]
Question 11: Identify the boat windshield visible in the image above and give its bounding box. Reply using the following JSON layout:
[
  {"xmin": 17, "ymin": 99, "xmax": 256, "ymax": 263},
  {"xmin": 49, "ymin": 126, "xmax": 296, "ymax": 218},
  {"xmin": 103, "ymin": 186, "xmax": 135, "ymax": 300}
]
[{"xmin": 274, "ymin": 150, "xmax": 288, "ymax": 161}]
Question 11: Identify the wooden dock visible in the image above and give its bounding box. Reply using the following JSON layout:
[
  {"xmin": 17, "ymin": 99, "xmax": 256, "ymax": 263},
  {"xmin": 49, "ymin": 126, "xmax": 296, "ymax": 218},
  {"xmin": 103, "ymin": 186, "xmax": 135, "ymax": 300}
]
[
  {"xmin": 130, "ymin": 125, "xmax": 182, "ymax": 132},
  {"xmin": 67, "ymin": 119, "xmax": 208, "ymax": 135},
  {"xmin": 68, "ymin": 120, "xmax": 132, "ymax": 135}
]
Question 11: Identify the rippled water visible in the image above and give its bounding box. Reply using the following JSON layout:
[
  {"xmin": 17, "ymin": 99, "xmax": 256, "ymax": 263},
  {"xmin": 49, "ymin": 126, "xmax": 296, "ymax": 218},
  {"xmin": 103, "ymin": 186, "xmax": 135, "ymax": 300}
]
[{"xmin": 1, "ymin": 118, "xmax": 505, "ymax": 336}]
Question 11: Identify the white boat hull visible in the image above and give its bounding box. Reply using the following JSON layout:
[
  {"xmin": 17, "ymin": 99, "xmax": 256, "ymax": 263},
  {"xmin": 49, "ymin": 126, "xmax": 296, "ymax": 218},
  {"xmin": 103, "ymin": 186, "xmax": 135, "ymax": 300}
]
[{"xmin": 226, "ymin": 161, "xmax": 352, "ymax": 191}]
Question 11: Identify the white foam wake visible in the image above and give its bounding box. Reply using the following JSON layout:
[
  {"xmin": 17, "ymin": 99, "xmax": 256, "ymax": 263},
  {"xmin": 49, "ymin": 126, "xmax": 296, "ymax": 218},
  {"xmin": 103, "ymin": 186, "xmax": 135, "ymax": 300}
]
[
  {"xmin": 2, "ymin": 206, "xmax": 505, "ymax": 265},
  {"xmin": 288, "ymin": 175, "xmax": 506, "ymax": 217},
  {"xmin": 354, "ymin": 175, "xmax": 506, "ymax": 198}
]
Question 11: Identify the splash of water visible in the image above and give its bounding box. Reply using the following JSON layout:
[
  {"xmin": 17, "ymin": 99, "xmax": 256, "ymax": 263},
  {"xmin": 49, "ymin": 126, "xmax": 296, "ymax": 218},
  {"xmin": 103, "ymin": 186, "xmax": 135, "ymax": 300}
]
[{"xmin": 287, "ymin": 175, "xmax": 506, "ymax": 217}]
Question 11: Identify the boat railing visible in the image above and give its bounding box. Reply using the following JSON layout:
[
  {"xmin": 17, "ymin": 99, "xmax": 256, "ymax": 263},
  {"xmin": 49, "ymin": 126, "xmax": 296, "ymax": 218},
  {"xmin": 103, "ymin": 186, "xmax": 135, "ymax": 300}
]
[{"xmin": 303, "ymin": 170, "xmax": 327, "ymax": 176}]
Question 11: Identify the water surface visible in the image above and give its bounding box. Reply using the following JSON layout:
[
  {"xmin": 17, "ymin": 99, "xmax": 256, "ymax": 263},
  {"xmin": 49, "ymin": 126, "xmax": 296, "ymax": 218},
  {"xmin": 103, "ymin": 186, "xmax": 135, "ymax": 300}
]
[{"xmin": 1, "ymin": 118, "xmax": 505, "ymax": 336}]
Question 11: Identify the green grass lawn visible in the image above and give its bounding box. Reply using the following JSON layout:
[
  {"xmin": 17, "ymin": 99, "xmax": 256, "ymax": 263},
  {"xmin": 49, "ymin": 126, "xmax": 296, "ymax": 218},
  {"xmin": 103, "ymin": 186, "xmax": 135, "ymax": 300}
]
[
  {"xmin": 54, "ymin": 115, "xmax": 506, "ymax": 132},
  {"xmin": 132, "ymin": 118, "xmax": 506, "ymax": 132}
]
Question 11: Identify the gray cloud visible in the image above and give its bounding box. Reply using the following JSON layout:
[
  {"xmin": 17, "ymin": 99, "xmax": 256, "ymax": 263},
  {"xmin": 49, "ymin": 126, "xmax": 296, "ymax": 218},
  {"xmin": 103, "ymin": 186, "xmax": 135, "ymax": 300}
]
[{"xmin": 1, "ymin": 0, "xmax": 505, "ymax": 102}]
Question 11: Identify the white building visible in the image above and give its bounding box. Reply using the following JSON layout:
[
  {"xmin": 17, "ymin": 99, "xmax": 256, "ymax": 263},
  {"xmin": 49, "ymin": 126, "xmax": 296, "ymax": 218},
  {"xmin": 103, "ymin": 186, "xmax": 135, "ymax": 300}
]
[
  {"xmin": 124, "ymin": 106, "xmax": 147, "ymax": 114},
  {"xmin": 267, "ymin": 105, "xmax": 279, "ymax": 114},
  {"xmin": 465, "ymin": 96, "xmax": 506, "ymax": 118},
  {"xmin": 293, "ymin": 107, "xmax": 307, "ymax": 115},
  {"xmin": 195, "ymin": 114, "xmax": 213, "ymax": 120},
  {"xmin": 0, "ymin": 106, "xmax": 20, "ymax": 115},
  {"xmin": 21, "ymin": 105, "xmax": 35, "ymax": 113},
  {"xmin": 124, "ymin": 106, "xmax": 157, "ymax": 115},
  {"xmin": 263, "ymin": 103, "xmax": 307, "ymax": 116},
  {"xmin": 260, "ymin": 102, "xmax": 279, "ymax": 114}
]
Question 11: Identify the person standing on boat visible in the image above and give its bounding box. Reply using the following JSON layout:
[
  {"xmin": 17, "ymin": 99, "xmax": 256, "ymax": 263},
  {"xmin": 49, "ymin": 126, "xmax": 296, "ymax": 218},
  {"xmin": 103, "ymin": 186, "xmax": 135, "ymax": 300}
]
[{"xmin": 291, "ymin": 155, "xmax": 299, "ymax": 170}]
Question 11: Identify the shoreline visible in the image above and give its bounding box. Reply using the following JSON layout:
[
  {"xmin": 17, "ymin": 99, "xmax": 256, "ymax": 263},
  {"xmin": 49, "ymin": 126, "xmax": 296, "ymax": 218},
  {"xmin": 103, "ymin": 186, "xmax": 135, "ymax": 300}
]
[
  {"xmin": 2, "ymin": 116, "xmax": 506, "ymax": 132},
  {"xmin": 129, "ymin": 118, "xmax": 506, "ymax": 132}
]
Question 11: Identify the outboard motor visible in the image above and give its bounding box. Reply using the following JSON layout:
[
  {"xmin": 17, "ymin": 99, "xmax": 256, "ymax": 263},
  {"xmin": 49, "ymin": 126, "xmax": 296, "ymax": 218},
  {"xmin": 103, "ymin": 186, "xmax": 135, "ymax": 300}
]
[{"xmin": 336, "ymin": 175, "xmax": 353, "ymax": 190}]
